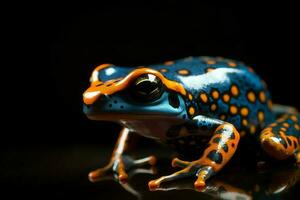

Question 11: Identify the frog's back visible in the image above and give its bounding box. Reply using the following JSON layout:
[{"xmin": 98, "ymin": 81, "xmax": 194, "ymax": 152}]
[{"xmin": 150, "ymin": 56, "xmax": 275, "ymax": 134}]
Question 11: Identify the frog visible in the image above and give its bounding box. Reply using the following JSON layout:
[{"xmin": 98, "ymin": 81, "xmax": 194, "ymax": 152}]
[{"xmin": 82, "ymin": 56, "xmax": 300, "ymax": 190}]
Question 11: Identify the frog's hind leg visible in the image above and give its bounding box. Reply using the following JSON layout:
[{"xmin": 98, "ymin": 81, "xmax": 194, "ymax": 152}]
[{"xmin": 259, "ymin": 114, "xmax": 300, "ymax": 163}]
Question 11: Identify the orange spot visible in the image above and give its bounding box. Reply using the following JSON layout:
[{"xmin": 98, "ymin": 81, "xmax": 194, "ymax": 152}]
[
  {"xmin": 83, "ymin": 68, "xmax": 187, "ymax": 105},
  {"xmin": 222, "ymin": 93, "xmax": 230, "ymax": 103},
  {"xmin": 206, "ymin": 68, "xmax": 215, "ymax": 72},
  {"xmin": 258, "ymin": 111, "xmax": 264, "ymax": 123},
  {"xmin": 283, "ymin": 123, "xmax": 290, "ymax": 128},
  {"xmin": 164, "ymin": 61, "xmax": 174, "ymax": 66},
  {"xmin": 230, "ymin": 105, "xmax": 238, "ymax": 115},
  {"xmin": 211, "ymin": 90, "xmax": 220, "ymax": 99},
  {"xmin": 247, "ymin": 91, "xmax": 256, "ymax": 103},
  {"xmin": 268, "ymin": 100, "xmax": 273, "ymax": 109},
  {"xmin": 210, "ymin": 104, "xmax": 217, "ymax": 111},
  {"xmin": 188, "ymin": 94, "xmax": 193, "ymax": 100},
  {"xmin": 240, "ymin": 107, "xmax": 249, "ymax": 116},
  {"xmin": 242, "ymin": 119, "xmax": 248, "ymax": 126},
  {"xmin": 291, "ymin": 115, "xmax": 298, "ymax": 122},
  {"xmin": 281, "ymin": 127, "xmax": 287, "ymax": 132},
  {"xmin": 259, "ymin": 91, "xmax": 266, "ymax": 103},
  {"xmin": 207, "ymin": 60, "xmax": 216, "ymax": 65},
  {"xmin": 248, "ymin": 67, "xmax": 254, "ymax": 73},
  {"xmin": 240, "ymin": 131, "xmax": 246, "ymax": 137},
  {"xmin": 178, "ymin": 69, "xmax": 190, "ymax": 75},
  {"xmin": 220, "ymin": 114, "xmax": 226, "ymax": 120},
  {"xmin": 189, "ymin": 107, "xmax": 195, "ymax": 115},
  {"xmin": 250, "ymin": 125, "xmax": 256, "ymax": 134},
  {"xmin": 294, "ymin": 124, "xmax": 300, "ymax": 130},
  {"xmin": 228, "ymin": 62, "xmax": 237, "ymax": 67},
  {"xmin": 230, "ymin": 85, "xmax": 239, "ymax": 96},
  {"xmin": 160, "ymin": 69, "xmax": 167, "ymax": 73},
  {"xmin": 200, "ymin": 93, "xmax": 209, "ymax": 103}
]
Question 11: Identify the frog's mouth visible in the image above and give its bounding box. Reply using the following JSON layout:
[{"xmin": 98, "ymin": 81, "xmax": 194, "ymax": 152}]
[{"xmin": 83, "ymin": 90, "xmax": 187, "ymax": 122}]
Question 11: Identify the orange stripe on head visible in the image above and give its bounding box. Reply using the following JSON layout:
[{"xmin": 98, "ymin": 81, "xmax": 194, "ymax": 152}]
[
  {"xmin": 83, "ymin": 68, "xmax": 187, "ymax": 105},
  {"xmin": 90, "ymin": 63, "xmax": 113, "ymax": 85}
]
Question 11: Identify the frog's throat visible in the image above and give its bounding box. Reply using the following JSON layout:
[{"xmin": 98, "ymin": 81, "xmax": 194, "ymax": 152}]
[{"xmin": 83, "ymin": 67, "xmax": 187, "ymax": 105}]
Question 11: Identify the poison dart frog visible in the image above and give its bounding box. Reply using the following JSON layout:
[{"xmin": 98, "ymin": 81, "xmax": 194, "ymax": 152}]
[{"xmin": 83, "ymin": 56, "xmax": 300, "ymax": 190}]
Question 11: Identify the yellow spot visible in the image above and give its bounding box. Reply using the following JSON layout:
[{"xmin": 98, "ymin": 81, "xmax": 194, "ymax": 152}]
[
  {"xmin": 231, "ymin": 85, "xmax": 239, "ymax": 96},
  {"xmin": 222, "ymin": 93, "xmax": 230, "ymax": 103},
  {"xmin": 189, "ymin": 107, "xmax": 195, "ymax": 115},
  {"xmin": 207, "ymin": 60, "xmax": 216, "ymax": 65},
  {"xmin": 210, "ymin": 104, "xmax": 217, "ymax": 111},
  {"xmin": 259, "ymin": 91, "xmax": 266, "ymax": 103},
  {"xmin": 258, "ymin": 111, "xmax": 264, "ymax": 122},
  {"xmin": 250, "ymin": 125, "xmax": 256, "ymax": 134},
  {"xmin": 200, "ymin": 93, "xmax": 208, "ymax": 103},
  {"xmin": 228, "ymin": 62, "xmax": 237, "ymax": 67},
  {"xmin": 211, "ymin": 90, "xmax": 220, "ymax": 99},
  {"xmin": 247, "ymin": 91, "xmax": 256, "ymax": 103},
  {"xmin": 295, "ymin": 124, "xmax": 300, "ymax": 130},
  {"xmin": 164, "ymin": 61, "xmax": 174, "ymax": 66},
  {"xmin": 178, "ymin": 69, "xmax": 189, "ymax": 75},
  {"xmin": 242, "ymin": 119, "xmax": 248, "ymax": 126},
  {"xmin": 160, "ymin": 69, "xmax": 167, "ymax": 73},
  {"xmin": 268, "ymin": 100, "xmax": 273, "ymax": 109},
  {"xmin": 240, "ymin": 107, "xmax": 249, "ymax": 116},
  {"xmin": 291, "ymin": 115, "xmax": 298, "ymax": 122},
  {"xmin": 230, "ymin": 105, "xmax": 238, "ymax": 115},
  {"xmin": 206, "ymin": 68, "xmax": 215, "ymax": 72},
  {"xmin": 283, "ymin": 123, "xmax": 290, "ymax": 128},
  {"xmin": 220, "ymin": 114, "xmax": 226, "ymax": 120},
  {"xmin": 188, "ymin": 94, "xmax": 193, "ymax": 100}
]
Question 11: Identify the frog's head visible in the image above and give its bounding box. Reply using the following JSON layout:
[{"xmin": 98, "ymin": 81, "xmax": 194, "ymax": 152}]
[{"xmin": 83, "ymin": 64, "xmax": 188, "ymax": 122}]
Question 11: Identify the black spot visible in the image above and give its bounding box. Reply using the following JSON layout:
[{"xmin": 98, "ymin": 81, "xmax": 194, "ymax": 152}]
[
  {"xmin": 182, "ymin": 114, "xmax": 186, "ymax": 119},
  {"xmin": 222, "ymin": 143, "xmax": 229, "ymax": 152},
  {"xmin": 96, "ymin": 83, "xmax": 103, "ymax": 87},
  {"xmin": 106, "ymin": 83, "xmax": 113, "ymax": 87},
  {"xmin": 294, "ymin": 140, "xmax": 298, "ymax": 148},
  {"xmin": 212, "ymin": 137, "xmax": 221, "ymax": 144},
  {"xmin": 120, "ymin": 105, "xmax": 124, "ymax": 109},
  {"xmin": 286, "ymin": 137, "xmax": 292, "ymax": 145},
  {"xmin": 230, "ymin": 133, "xmax": 235, "ymax": 139},
  {"xmin": 231, "ymin": 143, "xmax": 235, "ymax": 148},
  {"xmin": 108, "ymin": 104, "xmax": 112, "ymax": 108},
  {"xmin": 168, "ymin": 93, "xmax": 180, "ymax": 108},
  {"xmin": 279, "ymin": 137, "xmax": 288, "ymax": 148},
  {"xmin": 113, "ymin": 100, "xmax": 118, "ymax": 104},
  {"xmin": 207, "ymin": 150, "xmax": 223, "ymax": 164}
]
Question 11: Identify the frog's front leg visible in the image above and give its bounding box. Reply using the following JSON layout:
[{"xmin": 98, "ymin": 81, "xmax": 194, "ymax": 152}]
[
  {"xmin": 89, "ymin": 127, "xmax": 156, "ymax": 183},
  {"xmin": 148, "ymin": 116, "xmax": 240, "ymax": 190}
]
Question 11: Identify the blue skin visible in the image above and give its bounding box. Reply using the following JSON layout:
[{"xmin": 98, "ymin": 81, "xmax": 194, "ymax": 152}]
[{"xmin": 83, "ymin": 56, "xmax": 300, "ymax": 189}]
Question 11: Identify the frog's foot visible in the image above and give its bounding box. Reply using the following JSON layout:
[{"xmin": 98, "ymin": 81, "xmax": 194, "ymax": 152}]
[
  {"xmin": 148, "ymin": 158, "xmax": 215, "ymax": 191},
  {"xmin": 89, "ymin": 155, "xmax": 156, "ymax": 183}
]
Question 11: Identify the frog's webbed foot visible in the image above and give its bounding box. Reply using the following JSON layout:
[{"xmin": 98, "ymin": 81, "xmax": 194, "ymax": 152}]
[
  {"xmin": 149, "ymin": 158, "xmax": 215, "ymax": 191},
  {"xmin": 89, "ymin": 155, "xmax": 157, "ymax": 183}
]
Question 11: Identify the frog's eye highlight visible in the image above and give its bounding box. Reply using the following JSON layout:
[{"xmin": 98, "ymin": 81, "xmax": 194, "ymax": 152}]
[{"xmin": 130, "ymin": 74, "xmax": 164, "ymax": 102}]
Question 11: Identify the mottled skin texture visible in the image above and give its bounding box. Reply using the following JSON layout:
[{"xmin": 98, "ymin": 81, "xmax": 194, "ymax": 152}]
[{"xmin": 83, "ymin": 56, "xmax": 300, "ymax": 190}]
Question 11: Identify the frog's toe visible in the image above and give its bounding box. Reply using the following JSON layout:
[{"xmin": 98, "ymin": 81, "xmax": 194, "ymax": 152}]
[
  {"xmin": 133, "ymin": 155, "xmax": 157, "ymax": 166},
  {"xmin": 171, "ymin": 157, "xmax": 191, "ymax": 168},
  {"xmin": 148, "ymin": 163, "xmax": 214, "ymax": 191},
  {"xmin": 194, "ymin": 166, "xmax": 214, "ymax": 190},
  {"xmin": 88, "ymin": 162, "xmax": 114, "ymax": 182}
]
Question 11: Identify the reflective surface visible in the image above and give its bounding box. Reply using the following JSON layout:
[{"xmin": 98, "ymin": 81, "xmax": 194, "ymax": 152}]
[{"xmin": 2, "ymin": 144, "xmax": 299, "ymax": 199}]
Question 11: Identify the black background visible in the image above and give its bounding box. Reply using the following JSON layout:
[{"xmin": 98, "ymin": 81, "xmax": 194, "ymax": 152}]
[{"xmin": 3, "ymin": 2, "xmax": 300, "ymax": 199}]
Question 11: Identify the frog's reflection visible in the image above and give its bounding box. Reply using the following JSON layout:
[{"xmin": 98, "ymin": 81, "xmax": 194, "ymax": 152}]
[{"xmin": 95, "ymin": 161, "xmax": 299, "ymax": 200}]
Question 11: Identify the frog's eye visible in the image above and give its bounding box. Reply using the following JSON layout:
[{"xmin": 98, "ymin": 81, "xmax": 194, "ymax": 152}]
[{"xmin": 130, "ymin": 74, "xmax": 164, "ymax": 102}]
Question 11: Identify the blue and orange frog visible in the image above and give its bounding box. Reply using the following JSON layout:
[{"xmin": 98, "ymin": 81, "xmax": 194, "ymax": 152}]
[{"xmin": 83, "ymin": 56, "xmax": 300, "ymax": 190}]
